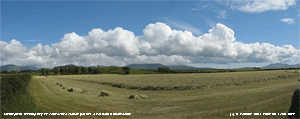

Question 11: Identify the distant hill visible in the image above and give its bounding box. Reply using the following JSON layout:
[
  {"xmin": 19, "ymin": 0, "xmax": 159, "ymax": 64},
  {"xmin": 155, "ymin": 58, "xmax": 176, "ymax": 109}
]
[
  {"xmin": 235, "ymin": 67, "xmax": 256, "ymax": 69},
  {"xmin": 126, "ymin": 63, "xmax": 168, "ymax": 70},
  {"xmin": 64, "ymin": 64, "xmax": 77, "ymax": 67},
  {"xmin": 126, "ymin": 63, "xmax": 215, "ymax": 71},
  {"xmin": 55, "ymin": 64, "xmax": 108, "ymax": 68},
  {"xmin": 19, "ymin": 66, "xmax": 39, "ymax": 70},
  {"xmin": 90, "ymin": 65, "xmax": 107, "ymax": 68},
  {"xmin": 260, "ymin": 63, "xmax": 300, "ymax": 69},
  {"xmin": 0, "ymin": 64, "xmax": 39, "ymax": 72},
  {"xmin": 167, "ymin": 65, "xmax": 215, "ymax": 71},
  {"xmin": 234, "ymin": 63, "xmax": 300, "ymax": 69}
]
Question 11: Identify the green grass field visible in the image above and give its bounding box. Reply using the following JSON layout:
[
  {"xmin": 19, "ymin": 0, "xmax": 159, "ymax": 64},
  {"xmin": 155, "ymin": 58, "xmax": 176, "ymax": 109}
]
[{"xmin": 21, "ymin": 70, "xmax": 299, "ymax": 118}]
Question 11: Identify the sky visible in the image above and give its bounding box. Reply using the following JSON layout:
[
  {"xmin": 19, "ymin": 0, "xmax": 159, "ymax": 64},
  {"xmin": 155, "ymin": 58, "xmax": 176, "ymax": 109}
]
[{"xmin": 1, "ymin": 0, "xmax": 300, "ymax": 69}]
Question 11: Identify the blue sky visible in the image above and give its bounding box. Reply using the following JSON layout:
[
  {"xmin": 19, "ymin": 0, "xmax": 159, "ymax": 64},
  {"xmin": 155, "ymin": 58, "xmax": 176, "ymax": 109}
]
[{"xmin": 1, "ymin": 1, "xmax": 300, "ymax": 69}]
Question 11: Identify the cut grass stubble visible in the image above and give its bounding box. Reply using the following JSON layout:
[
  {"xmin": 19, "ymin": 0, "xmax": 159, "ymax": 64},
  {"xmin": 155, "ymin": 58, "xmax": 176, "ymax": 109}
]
[
  {"xmin": 31, "ymin": 70, "xmax": 299, "ymax": 118},
  {"xmin": 49, "ymin": 70, "xmax": 298, "ymax": 91}
]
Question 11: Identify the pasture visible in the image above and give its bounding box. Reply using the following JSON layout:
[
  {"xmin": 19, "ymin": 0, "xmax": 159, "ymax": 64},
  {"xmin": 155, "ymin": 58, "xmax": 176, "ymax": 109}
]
[{"xmin": 30, "ymin": 70, "xmax": 299, "ymax": 118}]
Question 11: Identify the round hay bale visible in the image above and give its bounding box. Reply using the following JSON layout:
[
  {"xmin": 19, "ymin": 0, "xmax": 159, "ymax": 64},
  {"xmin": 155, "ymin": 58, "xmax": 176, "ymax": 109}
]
[
  {"xmin": 138, "ymin": 94, "xmax": 148, "ymax": 99},
  {"xmin": 128, "ymin": 95, "xmax": 141, "ymax": 99},
  {"xmin": 62, "ymin": 87, "xmax": 65, "ymax": 89},
  {"xmin": 56, "ymin": 82, "xmax": 59, "ymax": 85},
  {"xmin": 67, "ymin": 88, "xmax": 73, "ymax": 92},
  {"xmin": 60, "ymin": 84, "xmax": 62, "ymax": 87},
  {"xmin": 99, "ymin": 90, "xmax": 113, "ymax": 96}
]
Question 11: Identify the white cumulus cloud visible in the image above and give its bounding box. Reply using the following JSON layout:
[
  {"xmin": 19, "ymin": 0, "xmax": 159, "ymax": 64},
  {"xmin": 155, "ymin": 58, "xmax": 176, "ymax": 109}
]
[{"xmin": 1, "ymin": 22, "xmax": 299, "ymax": 68}]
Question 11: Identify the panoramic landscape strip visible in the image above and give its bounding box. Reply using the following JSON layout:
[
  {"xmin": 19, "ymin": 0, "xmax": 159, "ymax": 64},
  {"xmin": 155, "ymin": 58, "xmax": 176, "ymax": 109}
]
[{"xmin": 1, "ymin": 1, "xmax": 300, "ymax": 118}]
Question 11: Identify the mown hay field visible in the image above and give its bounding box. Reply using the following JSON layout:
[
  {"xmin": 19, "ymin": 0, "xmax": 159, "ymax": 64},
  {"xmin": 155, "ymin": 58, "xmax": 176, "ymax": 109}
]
[
  {"xmin": 48, "ymin": 70, "xmax": 298, "ymax": 90},
  {"xmin": 30, "ymin": 70, "xmax": 299, "ymax": 118}
]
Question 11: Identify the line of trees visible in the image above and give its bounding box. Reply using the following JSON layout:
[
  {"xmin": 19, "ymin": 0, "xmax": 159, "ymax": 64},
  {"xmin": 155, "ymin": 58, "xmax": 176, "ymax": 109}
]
[
  {"xmin": 157, "ymin": 67, "xmax": 171, "ymax": 73},
  {"xmin": 122, "ymin": 67, "xmax": 130, "ymax": 75},
  {"xmin": 49, "ymin": 66, "xmax": 131, "ymax": 75}
]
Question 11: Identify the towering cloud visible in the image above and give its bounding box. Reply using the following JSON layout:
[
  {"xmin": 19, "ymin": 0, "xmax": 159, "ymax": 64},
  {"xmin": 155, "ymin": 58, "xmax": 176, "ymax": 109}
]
[{"xmin": 0, "ymin": 22, "xmax": 299, "ymax": 68}]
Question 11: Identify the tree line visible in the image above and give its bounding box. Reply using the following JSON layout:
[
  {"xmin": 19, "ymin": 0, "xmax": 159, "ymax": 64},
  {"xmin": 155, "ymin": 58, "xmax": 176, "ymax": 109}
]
[
  {"xmin": 43, "ymin": 66, "xmax": 132, "ymax": 75},
  {"xmin": 0, "ymin": 66, "xmax": 167, "ymax": 75}
]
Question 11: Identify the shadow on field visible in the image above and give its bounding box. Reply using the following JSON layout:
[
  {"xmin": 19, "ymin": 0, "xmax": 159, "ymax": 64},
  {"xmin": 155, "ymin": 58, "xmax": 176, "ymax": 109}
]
[{"xmin": 288, "ymin": 87, "xmax": 300, "ymax": 119}]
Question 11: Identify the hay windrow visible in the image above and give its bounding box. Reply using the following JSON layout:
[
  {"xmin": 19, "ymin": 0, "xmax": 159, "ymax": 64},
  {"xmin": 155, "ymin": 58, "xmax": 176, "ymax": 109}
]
[
  {"xmin": 138, "ymin": 94, "xmax": 148, "ymax": 99},
  {"xmin": 55, "ymin": 70, "xmax": 298, "ymax": 91},
  {"xmin": 128, "ymin": 94, "xmax": 148, "ymax": 99},
  {"xmin": 57, "ymin": 82, "xmax": 87, "ymax": 93},
  {"xmin": 128, "ymin": 95, "xmax": 141, "ymax": 99},
  {"xmin": 73, "ymin": 87, "xmax": 87, "ymax": 93}
]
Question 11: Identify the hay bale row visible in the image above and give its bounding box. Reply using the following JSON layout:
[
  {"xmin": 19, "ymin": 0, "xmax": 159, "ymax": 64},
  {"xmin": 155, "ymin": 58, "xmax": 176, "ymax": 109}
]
[
  {"xmin": 277, "ymin": 74, "xmax": 297, "ymax": 79},
  {"xmin": 91, "ymin": 81, "xmax": 200, "ymax": 91},
  {"xmin": 57, "ymin": 82, "xmax": 87, "ymax": 93},
  {"xmin": 57, "ymin": 82, "xmax": 64, "ymax": 87}
]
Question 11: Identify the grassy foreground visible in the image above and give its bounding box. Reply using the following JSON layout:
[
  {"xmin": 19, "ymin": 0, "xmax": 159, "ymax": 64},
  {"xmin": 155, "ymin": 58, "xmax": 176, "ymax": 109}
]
[
  {"xmin": 27, "ymin": 70, "xmax": 299, "ymax": 118},
  {"xmin": 0, "ymin": 74, "xmax": 62, "ymax": 118}
]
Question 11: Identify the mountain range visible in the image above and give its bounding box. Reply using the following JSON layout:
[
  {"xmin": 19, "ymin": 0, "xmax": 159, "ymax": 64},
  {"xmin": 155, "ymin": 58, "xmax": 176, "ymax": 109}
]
[
  {"xmin": 1, "ymin": 63, "xmax": 300, "ymax": 72},
  {"xmin": 0, "ymin": 64, "xmax": 39, "ymax": 72},
  {"xmin": 260, "ymin": 63, "xmax": 300, "ymax": 69},
  {"xmin": 126, "ymin": 63, "xmax": 215, "ymax": 71}
]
